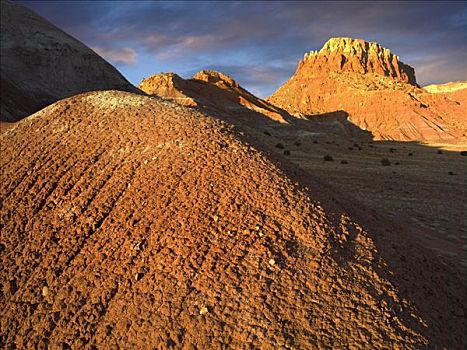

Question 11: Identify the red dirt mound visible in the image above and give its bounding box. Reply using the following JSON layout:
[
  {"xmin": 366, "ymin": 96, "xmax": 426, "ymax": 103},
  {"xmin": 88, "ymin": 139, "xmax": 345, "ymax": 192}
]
[
  {"xmin": 1, "ymin": 91, "xmax": 465, "ymax": 349},
  {"xmin": 268, "ymin": 37, "xmax": 467, "ymax": 142}
]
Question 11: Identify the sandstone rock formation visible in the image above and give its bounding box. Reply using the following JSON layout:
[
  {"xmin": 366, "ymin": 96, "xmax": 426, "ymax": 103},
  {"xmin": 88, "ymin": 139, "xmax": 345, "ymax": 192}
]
[
  {"xmin": 0, "ymin": 0, "xmax": 140, "ymax": 122},
  {"xmin": 138, "ymin": 73, "xmax": 198, "ymax": 106},
  {"xmin": 1, "ymin": 90, "xmax": 465, "ymax": 348},
  {"xmin": 139, "ymin": 70, "xmax": 288, "ymax": 122},
  {"xmin": 268, "ymin": 37, "xmax": 467, "ymax": 141},
  {"xmin": 302, "ymin": 37, "xmax": 417, "ymax": 85}
]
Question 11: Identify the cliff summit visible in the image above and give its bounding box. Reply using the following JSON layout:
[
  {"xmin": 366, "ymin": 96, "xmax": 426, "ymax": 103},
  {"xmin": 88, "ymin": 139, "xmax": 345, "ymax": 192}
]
[{"xmin": 301, "ymin": 37, "xmax": 416, "ymax": 85}]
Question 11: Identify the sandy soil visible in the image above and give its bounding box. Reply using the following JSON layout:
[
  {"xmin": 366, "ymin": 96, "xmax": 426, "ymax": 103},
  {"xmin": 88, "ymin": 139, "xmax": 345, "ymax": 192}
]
[
  {"xmin": 0, "ymin": 91, "xmax": 465, "ymax": 349},
  {"xmin": 258, "ymin": 128, "xmax": 467, "ymax": 268}
]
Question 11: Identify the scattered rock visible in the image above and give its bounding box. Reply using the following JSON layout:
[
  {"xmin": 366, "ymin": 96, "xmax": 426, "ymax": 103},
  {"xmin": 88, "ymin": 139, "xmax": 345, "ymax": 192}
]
[{"xmin": 199, "ymin": 306, "xmax": 209, "ymax": 315}]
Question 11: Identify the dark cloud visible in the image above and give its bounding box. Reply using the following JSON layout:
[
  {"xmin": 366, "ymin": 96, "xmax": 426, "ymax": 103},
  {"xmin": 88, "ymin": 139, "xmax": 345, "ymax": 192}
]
[{"xmin": 16, "ymin": 0, "xmax": 467, "ymax": 96}]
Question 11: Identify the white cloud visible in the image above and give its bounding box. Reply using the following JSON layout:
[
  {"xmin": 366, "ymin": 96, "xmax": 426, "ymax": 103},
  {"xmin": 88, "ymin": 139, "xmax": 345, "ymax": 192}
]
[{"xmin": 92, "ymin": 46, "xmax": 137, "ymax": 65}]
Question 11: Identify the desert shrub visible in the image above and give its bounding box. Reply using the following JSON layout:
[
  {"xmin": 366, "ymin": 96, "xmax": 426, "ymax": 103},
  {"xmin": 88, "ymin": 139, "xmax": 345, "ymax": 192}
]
[
  {"xmin": 263, "ymin": 130, "xmax": 271, "ymax": 136},
  {"xmin": 395, "ymin": 162, "xmax": 400, "ymax": 165},
  {"xmin": 283, "ymin": 150, "xmax": 290, "ymax": 156},
  {"xmin": 448, "ymin": 171, "xmax": 455, "ymax": 175},
  {"xmin": 389, "ymin": 148, "xmax": 396, "ymax": 153},
  {"xmin": 348, "ymin": 147, "xmax": 354, "ymax": 150},
  {"xmin": 408, "ymin": 152, "xmax": 413, "ymax": 156},
  {"xmin": 294, "ymin": 141, "xmax": 301, "ymax": 146},
  {"xmin": 313, "ymin": 140, "xmax": 318, "ymax": 144},
  {"xmin": 381, "ymin": 158, "xmax": 391, "ymax": 166},
  {"xmin": 323, "ymin": 154, "xmax": 333, "ymax": 161},
  {"xmin": 275, "ymin": 143, "xmax": 284, "ymax": 149},
  {"xmin": 341, "ymin": 160, "xmax": 348, "ymax": 164},
  {"xmin": 460, "ymin": 151, "xmax": 467, "ymax": 156}
]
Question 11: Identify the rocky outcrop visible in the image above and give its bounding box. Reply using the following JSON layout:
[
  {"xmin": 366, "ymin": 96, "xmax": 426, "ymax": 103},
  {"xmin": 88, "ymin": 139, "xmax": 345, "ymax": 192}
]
[
  {"xmin": 192, "ymin": 70, "xmax": 240, "ymax": 88},
  {"xmin": 300, "ymin": 37, "xmax": 417, "ymax": 85},
  {"xmin": 139, "ymin": 70, "xmax": 288, "ymax": 122},
  {"xmin": 139, "ymin": 73, "xmax": 198, "ymax": 106},
  {"xmin": 268, "ymin": 37, "xmax": 466, "ymax": 141},
  {"xmin": 0, "ymin": 0, "xmax": 140, "ymax": 121}
]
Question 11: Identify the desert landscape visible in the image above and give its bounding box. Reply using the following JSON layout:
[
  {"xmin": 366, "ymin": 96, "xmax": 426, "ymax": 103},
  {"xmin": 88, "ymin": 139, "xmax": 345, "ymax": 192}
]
[{"xmin": 1, "ymin": 0, "xmax": 466, "ymax": 349}]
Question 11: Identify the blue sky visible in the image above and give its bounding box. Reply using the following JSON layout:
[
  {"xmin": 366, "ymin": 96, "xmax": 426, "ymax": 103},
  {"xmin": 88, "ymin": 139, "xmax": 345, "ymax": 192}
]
[{"xmin": 18, "ymin": 1, "xmax": 467, "ymax": 97}]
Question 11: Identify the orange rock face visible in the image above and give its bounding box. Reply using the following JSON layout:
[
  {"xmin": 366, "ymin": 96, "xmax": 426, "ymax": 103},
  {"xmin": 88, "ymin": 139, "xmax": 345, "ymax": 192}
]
[
  {"xmin": 139, "ymin": 70, "xmax": 289, "ymax": 123},
  {"xmin": 301, "ymin": 37, "xmax": 417, "ymax": 85},
  {"xmin": 268, "ymin": 37, "xmax": 467, "ymax": 141}
]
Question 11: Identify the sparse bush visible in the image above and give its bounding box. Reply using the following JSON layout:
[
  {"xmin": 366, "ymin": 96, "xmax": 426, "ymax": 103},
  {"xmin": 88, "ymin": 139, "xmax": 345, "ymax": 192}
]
[
  {"xmin": 437, "ymin": 150, "xmax": 443, "ymax": 154},
  {"xmin": 264, "ymin": 130, "xmax": 271, "ymax": 136},
  {"xmin": 341, "ymin": 160, "xmax": 348, "ymax": 164},
  {"xmin": 313, "ymin": 140, "xmax": 318, "ymax": 144},
  {"xmin": 294, "ymin": 141, "xmax": 301, "ymax": 146},
  {"xmin": 395, "ymin": 162, "xmax": 400, "ymax": 165},
  {"xmin": 448, "ymin": 171, "xmax": 455, "ymax": 175},
  {"xmin": 460, "ymin": 151, "xmax": 467, "ymax": 156},
  {"xmin": 283, "ymin": 150, "xmax": 290, "ymax": 156},
  {"xmin": 323, "ymin": 154, "xmax": 334, "ymax": 161},
  {"xmin": 275, "ymin": 143, "xmax": 284, "ymax": 149},
  {"xmin": 348, "ymin": 147, "xmax": 354, "ymax": 150},
  {"xmin": 381, "ymin": 158, "xmax": 391, "ymax": 166},
  {"xmin": 408, "ymin": 152, "xmax": 413, "ymax": 156},
  {"xmin": 389, "ymin": 148, "xmax": 396, "ymax": 153}
]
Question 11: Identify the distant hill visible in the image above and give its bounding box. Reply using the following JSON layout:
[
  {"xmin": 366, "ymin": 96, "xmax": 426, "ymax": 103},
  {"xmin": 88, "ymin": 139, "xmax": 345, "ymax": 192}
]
[
  {"xmin": 424, "ymin": 81, "xmax": 467, "ymax": 93},
  {"xmin": 139, "ymin": 70, "xmax": 288, "ymax": 123}
]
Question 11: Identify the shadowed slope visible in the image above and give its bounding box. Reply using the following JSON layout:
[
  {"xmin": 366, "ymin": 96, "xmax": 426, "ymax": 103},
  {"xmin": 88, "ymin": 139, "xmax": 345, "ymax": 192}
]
[
  {"xmin": 0, "ymin": 91, "xmax": 465, "ymax": 349},
  {"xmin": 0, "ymin": 0, "xmax": 140, "ymax": 122}
]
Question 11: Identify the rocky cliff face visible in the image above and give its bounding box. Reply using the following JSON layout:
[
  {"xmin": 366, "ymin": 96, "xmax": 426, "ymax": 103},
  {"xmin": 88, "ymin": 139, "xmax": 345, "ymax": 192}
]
[
  {"xmin": 300, "ymin": 37, "xmax": 417, "ymax": 85},
  {"xmin": 0, "ymin": 0, "xmax": 140, "ymax": 121},
  {"xmin": 268, "ymin": 37, "xmax": 466, "ymax": 141}
]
